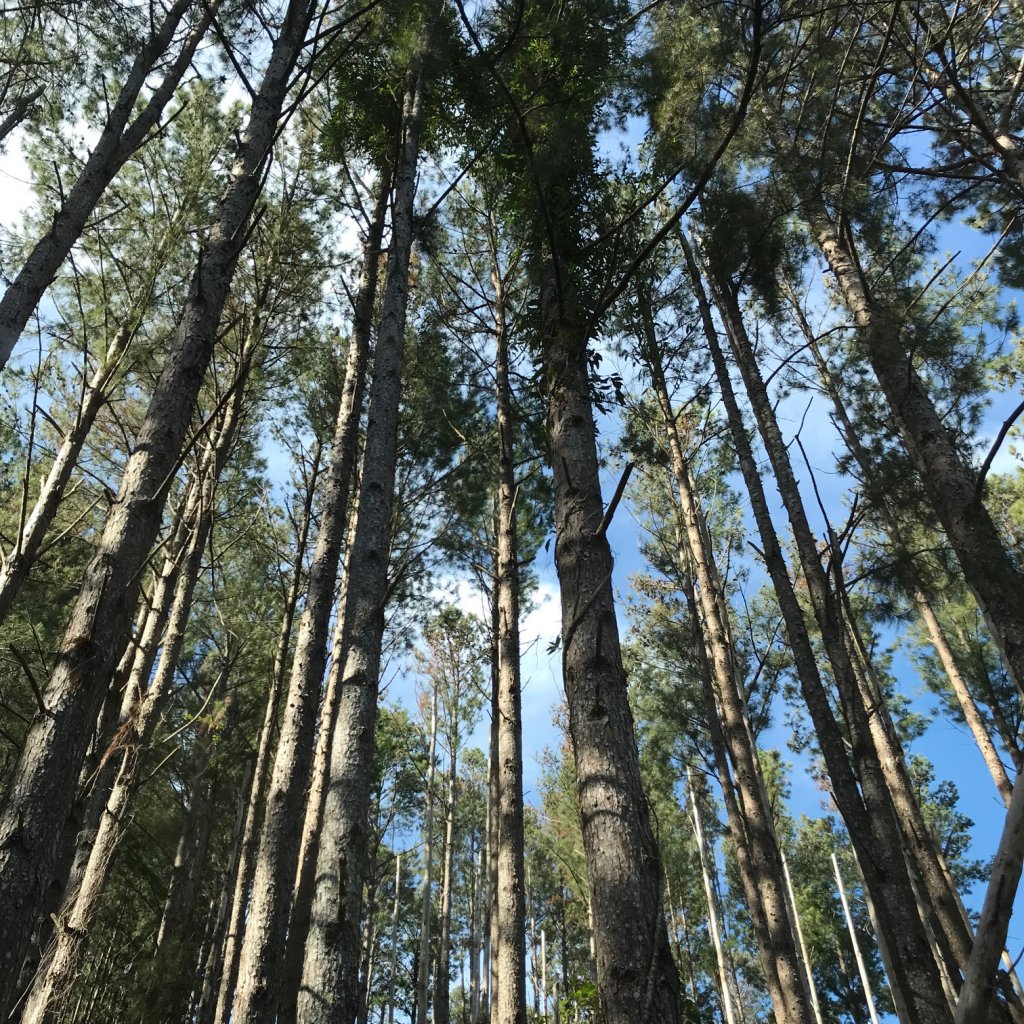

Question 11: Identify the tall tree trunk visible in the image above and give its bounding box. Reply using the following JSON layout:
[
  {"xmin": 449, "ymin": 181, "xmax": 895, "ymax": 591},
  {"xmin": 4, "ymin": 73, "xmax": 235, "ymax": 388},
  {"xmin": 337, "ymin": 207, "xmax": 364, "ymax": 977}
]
[
  {"xmin": 15, "ymin": 342, "xmax": 250, "ymax": 1024},
  {"xmin": 0, "ymin": 202, "xmax": 197, "ymax": 626},
  {"xmin": 0, "ymin": 0, "xmax": 218, "ymax": 368},
  {"xmin": 433, "ymin": 759, "xmax": 457, "ymax": 1024},
  {"xmin": 387, "ymin": 854, "xmax": 401, "ymax": 1024},
  {"xmin": 486, "ymin": 661, "xmax": 500, "ymax": 1017},
  {"xmin": 781, "ymin": 853, "xmax": 824, "ymax": 1024},
  {"xmin": 833, "ymin": 854, "xmax": 883, "ymax": 1024},
  {"xmin": 19, "ymin": 480, "xmax": 223, "ymax": 1024},
  {"xmin": 638, "ymin": 290, "xmax": 813, "ymax": 1024},
  {"xmin": 788, "ymin": 297, "xmax": 1016, "ymax": 807},
  {"xmin": 0, "ymin": 3, "xmax": 315, "ymax": 1006},
  {"xmin": 677, "ymin": 547, "xmax": 776, "ymax": 1024},
  {"xmin": 211, "ymin": 442, "xmax": 320, "ymax": 1024},
  {"xmin": 358, "ymin": 885, "xmax": 381, "ymax": 1024},
  {"xmin": 418, "ymin": 688, "xmax": 439, "ymax": 1024},
  {"xmin": 194, "ymin": 758, "xmax": 254, "ymax": 1024},
  {"xmin": 297, "ymin": 57, "xmax": 427, "ymax": 1023},
  {"xmin": 230, "ymin": 166, "xmax": 386, "ymax": 1024},
  {"xmin": 802, "ymin": 195, "xmax": 1024, "ymax": 698},
  {"xmin": 536, "ymin": 244, "xmax": 682, "ymax": 1021},
  {"xmin": 490, "ymin": 226, "xmax": 527, "ymax": 1024},
  {"xmin": 15, "ymin": 514, "xmax": 190, "ymax": 1001},
  {"xmin": 683, "ymin": 231, "xmax": 952, "ymax": 1024},
  {"xmin": 153, "ymin": 702, "xmax": 223, "ymax": 963}
]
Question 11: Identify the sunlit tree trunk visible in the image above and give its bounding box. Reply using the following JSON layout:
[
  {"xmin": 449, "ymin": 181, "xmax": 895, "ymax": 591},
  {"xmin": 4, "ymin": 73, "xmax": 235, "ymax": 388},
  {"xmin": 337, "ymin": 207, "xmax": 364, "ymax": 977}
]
[
  {"xmin": 231, "ymin": 167, "xmax": 386, "ymax": 1024},
  {"xmin": 433, "ymin": 757, "xmax": 457, "ymax": 1024},
  {"xmin": 489, "ymin": 222, "xmax": 527, "ymax": 1024},
  {"xmin": 684, "ymin": 231, "xmax": 952, "ymax": 1024},
  {"xmin": 637, "ymin": 287, "xmax": 814, "ymax": 1024},
  {"xmin": 211, "ymin": 442, "xmax": 320, "ymax": 1024},
  {"xmin": 418, "ymin": 687, "xmax": 439, "ymax": 1024},
  {"xmin": 296, "ymin": 58, "xmax": 427, "ymax": 1022}
]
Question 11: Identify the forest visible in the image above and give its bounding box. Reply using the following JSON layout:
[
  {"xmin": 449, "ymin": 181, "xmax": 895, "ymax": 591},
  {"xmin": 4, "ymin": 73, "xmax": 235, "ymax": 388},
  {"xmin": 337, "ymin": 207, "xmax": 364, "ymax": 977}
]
[{"xmin": 0, "ymin": 0, "xmax": 1022, "ymax": 1022}]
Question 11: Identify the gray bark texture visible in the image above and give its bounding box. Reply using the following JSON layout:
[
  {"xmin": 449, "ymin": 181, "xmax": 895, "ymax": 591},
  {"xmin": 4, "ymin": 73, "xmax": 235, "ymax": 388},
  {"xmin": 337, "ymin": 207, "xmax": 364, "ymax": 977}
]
[
  {"xmin": 229, "ymin": 167, "xmax": 385, "ymax": 1024},
  {"xmin": 800, "ymin": 195, "xmax": 1024, "ymax": 1022},
  {"xmin": 207, "ymin": 444, "xmax": 315, "ymax": 1024},
  {"xmin": 685, "ymin": 233, "xmax": 952, "ymax": 1024},
  {"xmin": 790, "ymin": 301, "xmax": 1015, "ymax": 808},
  {"xmin": 417, "ymin": 688, "xmax": 438, "ymax": 1024},
  {"xmin": 19, "ymin": 480, "xmax": 221, "ymax": 1024},
  {"xmin": 276, "ymin": 172, "xmax": 392, "ymax": 1024},
  {"xmin": 491, "ymin": 249, "xmax": 528, "ymax": 1024},
  {"xmin": 639, "ymin": 299, "xmax": 813, "ymax": 1024},
  {"xmin": 296, "ymin": 59, "xmax": 426, "ymax": 1024},
  {"xmin": 539, "ymin": 255, "xmax": 682, "ymax": 1024},
  {"xmin": 0, "ymin": 4, "xmax": 314, "ymax": 1009},
  {"xmin": 0, "ymin": 0, "xmax": 217, "ymax": 369},
  {"xmin": 0, "ymin": 200, "xmax": 192, "ymax": 626},
  {"xmin": 211, "ymin": 442, "xmax": 319, "ymax": 1024}
]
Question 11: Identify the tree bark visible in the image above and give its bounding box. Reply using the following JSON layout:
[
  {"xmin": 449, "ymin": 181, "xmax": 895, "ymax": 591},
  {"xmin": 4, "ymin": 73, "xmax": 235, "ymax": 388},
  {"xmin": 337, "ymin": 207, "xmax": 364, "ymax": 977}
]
[
  {"xmin": 433, "ymin": 756, "xmax": 457, "ymax": 1024},
  {"xmin": 19, "ymin": 475, "xmax": 223, "ymax": 1024},
  {"xmin": 803, "ymin": 195, "xmax": 1024, "ymax": 699},
  {"xmin": 0, "ymin": 3, "xmax": 314, "ymax": 1007},
  {"xmin": 490, "ymin": 225, "xmax": 528, "ymax": 1024},
  {"xmin": 230, "ymin": 167, "xmax": 386, "ymax": 1024},
  {"xmin": 538, "ymin": 246, "xmax": 682, "ymax": 1024},
  {"xmin": 684, "ymin": 231, "xmax": 952, "ymax": 1024},
  {"xmin": 211, "ymin": 441, "xmax": 320, "ymax": 1024},
  {"xmin": 193, "ymin": 757, "xmax": 255, "ymax": 1024},
  {"xmin": 296, "ymin": 57, "xmax": 427, "ymax": 1024},
  {"xmin": 387, "ymin": 854, "xmax": 401, "ymax": 1024},
  {"xmin": 789, "ymin": 297, "xmax": 1016, "ymax": 808},
  {"xmin": 638, "ymin": 287, "xmax": 814, "ymax": 1024},
  {"xmin": 417, "ymin": 688, "xmax": 439, "ymax": 1024},
  {"xmin": 0, "ymin": 201, "xmax": 196, "ymax": 626}
]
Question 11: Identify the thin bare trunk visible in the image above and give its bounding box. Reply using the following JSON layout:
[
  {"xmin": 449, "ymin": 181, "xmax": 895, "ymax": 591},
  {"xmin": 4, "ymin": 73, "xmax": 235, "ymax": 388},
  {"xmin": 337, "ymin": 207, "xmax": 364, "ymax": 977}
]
[
  {"xmin": 0, "ymin": 204, "xmax": 196, "ymax": 626},
  {"xmin": 781, "ymin": 853, "xmax": 824, "ymax": 1024},
  {"xmin": 788, "ymin": 294, "xmax": 1015, "ymax": 808},
  {"xmin": 433, "ymin": 761, "xmax": 457, "ymax": 1024},
  {"xmin": 211, "ymin": 442, "xmax": 319, "ymax": 1024},
  {"xmin": 490, "ymin": 229, "xmax": 527, "ymax": 1024},
  {"xmin": 684, "ymin": 231, "xmax": 951, "ymax": 1024},
  {"xmin": 418, "ymin": 689, "xmax": 439, "ymax": 1024},
  {"xmin": 20, "ymin": 488, "xmax": 221, "ymax": 1024},
  {"xmin": 194, "ymin": 758, "xmax": 255, "ymax": 1024},
  {"xmin": 833, "ymin": 854, "xmax": 882, "ymax": 1024},
  {"xmin": 230, "ymin": 168, "xmax": 385, "ymax": 1024},
  {"xmin": 297, "ymin": 60, "xmax": 427, "ymax": 1022},
  {"xmin": 639, "ymin": 291, "xmax": 813, "ymax": 1024},
  {"xmin": 387, "ymin": 854, "xmax": 401, "ymax": 1024},
  {"xmin": 687, "ymin": 777, "xmax": 735, "ymax": 1024}
]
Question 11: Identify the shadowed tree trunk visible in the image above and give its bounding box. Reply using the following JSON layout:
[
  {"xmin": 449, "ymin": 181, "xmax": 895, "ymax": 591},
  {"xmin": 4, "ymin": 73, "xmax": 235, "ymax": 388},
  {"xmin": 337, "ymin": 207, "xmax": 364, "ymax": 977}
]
[{"xmin": 537, "ymin": 247, "xmax": 682, "ymax": 1023}]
